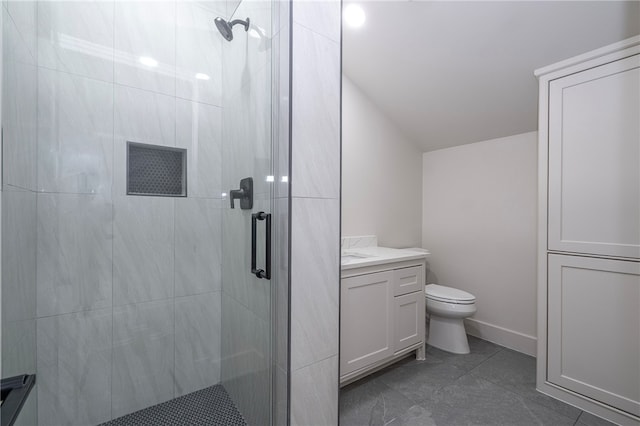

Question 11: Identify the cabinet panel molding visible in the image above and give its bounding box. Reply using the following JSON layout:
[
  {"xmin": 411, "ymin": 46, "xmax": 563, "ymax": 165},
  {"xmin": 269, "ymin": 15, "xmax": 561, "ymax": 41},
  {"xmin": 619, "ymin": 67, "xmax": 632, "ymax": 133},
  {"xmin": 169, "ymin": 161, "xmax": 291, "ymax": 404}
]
[
  {"xmin": 340, "ymin": 271, "xmax": 394, "ymax": 375},
  {"xmin": 393, "ymin": 291, "xmax": 425, "ymax": 352},
  {"xmin": 548, "ymin": 54, "xmax": 640, "ymax": 259},
  {"xmin": 548, "ymin": 254, "xmax": 640, "ymax": 417},
  {"xmin": 393, "ymin": 266, "xmax": 424, "ymax": 296}
]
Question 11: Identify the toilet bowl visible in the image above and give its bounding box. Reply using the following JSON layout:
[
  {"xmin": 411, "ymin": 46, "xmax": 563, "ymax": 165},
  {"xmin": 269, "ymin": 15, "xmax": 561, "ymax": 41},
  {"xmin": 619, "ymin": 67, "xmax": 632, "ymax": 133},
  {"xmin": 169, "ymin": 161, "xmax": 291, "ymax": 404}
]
[{"xmin": 425, "ymin": 284, "xmax": 476, "ymax": 354}]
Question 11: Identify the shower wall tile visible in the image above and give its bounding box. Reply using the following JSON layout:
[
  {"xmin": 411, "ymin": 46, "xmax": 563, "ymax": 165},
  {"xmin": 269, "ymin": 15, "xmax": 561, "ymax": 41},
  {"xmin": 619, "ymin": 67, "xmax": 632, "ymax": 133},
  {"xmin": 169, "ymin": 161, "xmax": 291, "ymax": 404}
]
[
  {"xmin": 2, "ymin": 319, "xmax": 36, "ymax": 378},
  {"xmin": 221, "ymin": 296, "xmax": 270, "ymax": 426},
  {"xmin": 290, "ymin": 197, "xmax": 340, "ymax": 371},
  {"xmin": 222, "ymin": 67, "xmax": 272, "ymax": 202},
  {"xmin": 36, "ymin": 193, "xmax": 113, "ymax": 317},
  {"xmin": 37, "ymin": 1, "xmax": 115, "ymax": 82},
  {"xmin": 273, "ymin": 198, "xmax": 289, "ymax": 426},
  {"xmin": 113, "ymin": 84, "xmax": 175, "ymax": 195},
  {"xmin": 290, "ymin": 355, "xmax": 339, "ymax": 426},
  {"xmin": 274, "ymin": 197, "xmax": 289, "ymax": 371},
  {"xmin": 272, "ymin": 0, "xmax": 289, "ymax": 36},
  {"xmin": 112, "ymin": 299, "xmax": 174, "ymax": 418},
  {"xmin": 273, "ymin": 26, "xmax": 290, "ymax": 200},
  {"xmin": 1, "ymin": 187, "xmax": 36, "ymax": 322},
  {"xmin": 114, "ymin": 85, "xmax": 176, "ymax": 147},
  {"xmin": 175, "ymin": 197, "xmax": 222, "ymax": 296},
  {"xmin": 221, "ymin": 294, "xmax": 250, "ymax": 383},
  {"xmin": 113, "ymin": 195, "xmax": 174, "ymax": 306},
  {"xmin": 196, "ymin": 0, "xmax": 227, "ymax": 17},
  {"xmin": 2, "ymin": 58, "xmax": 37, "ymax": 191},
  {"xmin": 3, "ymin": 6, "xmax": 35, "ymax": 66},
  {"xmin": 292, "ymin": 0, "xmax": 341, "ymax": 43},
  {"xmin": 291, "ymin": 23, "xmax": 340, "ymax": 199},
  {"xmin": 221, "ymin": 208, "xmax": 250, "ymax": 307},
  {"xmin": 114, "ymin": 1, "xmax": 176, "ymax": 95},
  {"xmin": 176, "ymin": 2, "xmax": 223, "ymax": 106},
  {"xmin": 5, "ymin": 1, "xmax": 36, "ymax": 62},
  {"xmin": 176, "ymin": 99, "xmax": 222, "ymax": 199},
  {"xmin": 174, "ymin": 292, "xmax": 222, "ymax": 396},
  {"xmin": 221, "ymin": 0, "xmax": 272, "ymax": 98},
  {"xmin": 37, "ymin": 308, "xmax": 112, "ymax": 426},
  {"xmin": 226, "ymin": 0, "xmax": 242, "ymax": 19},
  {"xmin": 37, "ymin": 68, "xmax": 114, "ymax": 194}
]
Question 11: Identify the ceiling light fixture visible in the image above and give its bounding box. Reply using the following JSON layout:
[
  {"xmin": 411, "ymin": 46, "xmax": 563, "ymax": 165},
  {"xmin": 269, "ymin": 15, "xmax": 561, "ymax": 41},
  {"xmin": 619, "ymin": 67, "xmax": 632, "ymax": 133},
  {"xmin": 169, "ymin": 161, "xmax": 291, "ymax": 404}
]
[
  {"xmin": 195, "ymin": 73, "xmax": 210, "ymax": 80},
  {"xmin": 344, "ymin": 4, "xmax": 365, "ymax": 28}
]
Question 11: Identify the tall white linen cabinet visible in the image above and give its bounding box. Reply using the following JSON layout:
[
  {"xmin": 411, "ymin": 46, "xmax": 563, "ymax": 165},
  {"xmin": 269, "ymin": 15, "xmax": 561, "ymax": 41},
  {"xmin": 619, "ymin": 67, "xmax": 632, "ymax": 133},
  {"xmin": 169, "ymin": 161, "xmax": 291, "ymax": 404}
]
[{"xmin": 535, "ymin": 36, "xmax": 640, "ymax": 426}]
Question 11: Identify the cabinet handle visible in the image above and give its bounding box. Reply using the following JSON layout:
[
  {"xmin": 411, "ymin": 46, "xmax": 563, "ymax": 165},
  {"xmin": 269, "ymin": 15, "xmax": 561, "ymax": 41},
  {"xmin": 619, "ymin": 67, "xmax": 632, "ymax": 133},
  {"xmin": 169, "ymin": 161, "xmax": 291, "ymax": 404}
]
[{"xmin": 251, "ymin": 211, "xmax": 271, "ymax": 280}]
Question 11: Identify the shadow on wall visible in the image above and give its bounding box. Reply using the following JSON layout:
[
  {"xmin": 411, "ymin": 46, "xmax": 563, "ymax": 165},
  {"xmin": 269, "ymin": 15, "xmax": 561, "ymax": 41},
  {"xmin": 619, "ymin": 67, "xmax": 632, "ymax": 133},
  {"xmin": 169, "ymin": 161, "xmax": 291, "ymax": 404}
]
[{"xmin": 426, "ymin": 261, "xmax": 438, "ymax": 285}]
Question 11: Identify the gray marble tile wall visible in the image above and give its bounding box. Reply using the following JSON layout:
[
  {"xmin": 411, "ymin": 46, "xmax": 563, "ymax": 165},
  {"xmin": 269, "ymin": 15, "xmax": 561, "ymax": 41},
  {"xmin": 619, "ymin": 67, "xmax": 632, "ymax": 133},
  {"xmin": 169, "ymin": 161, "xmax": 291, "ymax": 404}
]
[
  {"xmin": 2, "ymin": 3, "xmax": 39, "ymax": 425},
  {"xmin": 1, "ymin": 1, "xmax": 227, "ymax": 425},
  {"xmin": 289, "ymin": 1, "xmax": 342, "ymax": 425}
]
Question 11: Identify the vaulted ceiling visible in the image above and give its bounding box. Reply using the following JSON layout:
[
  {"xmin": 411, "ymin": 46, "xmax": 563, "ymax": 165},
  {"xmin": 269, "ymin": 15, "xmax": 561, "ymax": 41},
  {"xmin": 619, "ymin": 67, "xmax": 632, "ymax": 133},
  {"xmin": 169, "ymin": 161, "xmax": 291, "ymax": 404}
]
[{"xmin": 342, "ymin": 1, "xmax": 640, "ymax": 152}]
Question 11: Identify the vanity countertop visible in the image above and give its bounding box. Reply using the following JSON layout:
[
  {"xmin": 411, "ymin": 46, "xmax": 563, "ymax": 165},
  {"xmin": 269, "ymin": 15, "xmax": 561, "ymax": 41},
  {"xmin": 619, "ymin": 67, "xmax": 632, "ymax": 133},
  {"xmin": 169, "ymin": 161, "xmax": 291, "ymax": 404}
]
[{"xmin": 341, "ymin": 246, "xmax": 430, "ymax": 270}]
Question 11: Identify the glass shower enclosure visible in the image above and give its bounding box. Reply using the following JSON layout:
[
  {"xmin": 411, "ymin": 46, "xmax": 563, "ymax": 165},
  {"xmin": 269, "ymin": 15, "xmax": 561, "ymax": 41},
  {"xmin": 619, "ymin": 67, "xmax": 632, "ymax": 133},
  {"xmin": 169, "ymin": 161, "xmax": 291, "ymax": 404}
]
[{"xmin": 0, "ymin": 1, "xmax": 289, "ymax": 425}]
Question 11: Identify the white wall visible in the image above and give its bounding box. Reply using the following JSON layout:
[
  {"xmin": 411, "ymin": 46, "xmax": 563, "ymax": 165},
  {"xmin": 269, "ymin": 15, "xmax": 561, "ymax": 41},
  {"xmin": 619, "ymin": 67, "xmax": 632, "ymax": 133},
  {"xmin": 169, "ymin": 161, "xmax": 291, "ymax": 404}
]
[
  {"xmin": 422, "ymin": 132, "xmax": 538, "ymax": 355},
  {"xmin": 342, "ymin": 76, "xmax": 422, "ymax": 248}
]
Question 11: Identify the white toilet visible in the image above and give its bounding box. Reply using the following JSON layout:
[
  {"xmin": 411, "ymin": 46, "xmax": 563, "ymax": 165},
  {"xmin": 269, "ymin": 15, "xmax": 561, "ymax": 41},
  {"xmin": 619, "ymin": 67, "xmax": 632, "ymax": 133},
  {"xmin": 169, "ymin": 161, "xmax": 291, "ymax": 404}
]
[{"xmin": 425, "ymin": 284, "xmax": 476, "ymax": 354}]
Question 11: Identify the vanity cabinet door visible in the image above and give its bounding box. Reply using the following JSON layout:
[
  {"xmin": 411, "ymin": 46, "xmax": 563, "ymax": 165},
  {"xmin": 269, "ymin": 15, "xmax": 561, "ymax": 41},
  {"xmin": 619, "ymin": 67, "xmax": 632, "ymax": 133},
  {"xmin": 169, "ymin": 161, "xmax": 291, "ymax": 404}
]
[
  {"xmin": 340, "ymin": 271, "xmax": 394, "ymax": 376},
  {"xmin": 393, "ymin": 291, "xmax": 425, "ymax": 353}
]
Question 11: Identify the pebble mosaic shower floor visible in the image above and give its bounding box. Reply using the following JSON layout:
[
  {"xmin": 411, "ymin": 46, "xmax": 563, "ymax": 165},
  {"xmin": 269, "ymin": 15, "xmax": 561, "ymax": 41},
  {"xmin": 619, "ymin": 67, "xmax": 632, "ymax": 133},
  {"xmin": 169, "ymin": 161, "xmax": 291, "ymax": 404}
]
[{"xmin": 99, "ymin": 384, "xmax": 246, "ymax": 426}]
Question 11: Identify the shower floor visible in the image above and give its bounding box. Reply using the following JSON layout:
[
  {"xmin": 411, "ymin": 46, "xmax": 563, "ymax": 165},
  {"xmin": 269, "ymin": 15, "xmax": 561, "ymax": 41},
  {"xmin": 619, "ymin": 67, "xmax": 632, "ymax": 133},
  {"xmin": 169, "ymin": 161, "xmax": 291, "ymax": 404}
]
[{"xmin": 100, "ymin": 385, "xmax": 246, "ymax": 426}]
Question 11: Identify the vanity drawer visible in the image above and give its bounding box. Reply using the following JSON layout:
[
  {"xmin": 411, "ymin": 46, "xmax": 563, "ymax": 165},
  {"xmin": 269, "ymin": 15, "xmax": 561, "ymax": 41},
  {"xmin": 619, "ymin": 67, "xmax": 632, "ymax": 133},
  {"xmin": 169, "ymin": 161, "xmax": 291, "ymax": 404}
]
[{"xmin": 393, "ymin": 266, "xmax": 423, "ymax": 296}]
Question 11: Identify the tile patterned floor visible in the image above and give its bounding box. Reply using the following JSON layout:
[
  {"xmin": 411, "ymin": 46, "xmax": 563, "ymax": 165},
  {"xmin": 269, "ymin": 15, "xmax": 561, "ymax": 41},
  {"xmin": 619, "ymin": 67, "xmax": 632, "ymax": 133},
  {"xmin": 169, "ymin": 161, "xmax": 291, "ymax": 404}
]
[
  {"xmin": 339, "ymin": 336, "xmax": 618, "ymax": 426},
  {"xmin": 99, "ymin": 384, "xmax": 246, "ymax": 426}
]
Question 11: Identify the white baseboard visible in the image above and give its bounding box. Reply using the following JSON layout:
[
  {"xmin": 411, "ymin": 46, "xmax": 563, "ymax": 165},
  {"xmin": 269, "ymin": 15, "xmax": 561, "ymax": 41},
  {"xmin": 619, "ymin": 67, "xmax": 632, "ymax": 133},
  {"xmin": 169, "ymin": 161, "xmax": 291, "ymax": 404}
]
[{"xmin": 464, "ymin": 318, "xmax": 537, "ymax": 356}]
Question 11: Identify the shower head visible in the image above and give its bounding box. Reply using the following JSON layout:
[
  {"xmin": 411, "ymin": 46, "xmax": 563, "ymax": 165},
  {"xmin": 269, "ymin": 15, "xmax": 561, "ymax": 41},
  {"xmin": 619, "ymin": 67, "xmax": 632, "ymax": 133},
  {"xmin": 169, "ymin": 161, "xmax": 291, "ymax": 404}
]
[{"xmin": 214, "ymin": 17, "xmax": 250, "ymax": 41}]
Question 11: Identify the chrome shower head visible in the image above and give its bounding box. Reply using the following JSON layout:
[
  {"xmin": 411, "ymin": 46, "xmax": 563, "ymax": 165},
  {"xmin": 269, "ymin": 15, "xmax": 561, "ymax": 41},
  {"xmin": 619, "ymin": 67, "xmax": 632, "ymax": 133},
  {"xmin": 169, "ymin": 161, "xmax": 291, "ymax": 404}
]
[{"xmin": 214, "ymin": 17, "xmax": 250, "ymax": 41}]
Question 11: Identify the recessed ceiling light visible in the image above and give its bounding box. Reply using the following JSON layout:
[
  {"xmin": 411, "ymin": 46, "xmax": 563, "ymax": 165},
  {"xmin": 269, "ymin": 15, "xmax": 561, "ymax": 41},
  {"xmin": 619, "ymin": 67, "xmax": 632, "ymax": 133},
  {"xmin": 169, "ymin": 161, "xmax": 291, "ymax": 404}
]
[
  {"xmin": 195, "ymin": 73, "xmax": 210, "ymax": 80},
  {"xmin": 344, "ymin": 4, "xmax": 365, "ymax": 28},
  {"xmin": 139, "ymin": 56, "xmax": 158, "ymax": 67}
]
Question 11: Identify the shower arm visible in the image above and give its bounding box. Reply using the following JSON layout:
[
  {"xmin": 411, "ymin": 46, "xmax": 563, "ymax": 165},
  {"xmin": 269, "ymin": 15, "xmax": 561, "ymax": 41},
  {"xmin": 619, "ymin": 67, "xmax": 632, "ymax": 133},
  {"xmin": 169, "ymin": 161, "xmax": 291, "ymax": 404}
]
[{"xmin": 230, "ymin": 18, "xmax": 250, "ymax": 32}]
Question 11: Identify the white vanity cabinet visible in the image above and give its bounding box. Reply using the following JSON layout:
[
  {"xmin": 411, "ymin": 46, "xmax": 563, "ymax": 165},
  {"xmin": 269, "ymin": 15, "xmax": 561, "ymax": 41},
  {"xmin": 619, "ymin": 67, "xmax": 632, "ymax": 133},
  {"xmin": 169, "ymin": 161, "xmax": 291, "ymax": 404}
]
[
  {"xmin": 536, "ymin": 36, "xmax": 640, "ymax": 426},
  {"xmin": 340, "ymin": 260, "xmax": 426, "ymax": 385}
]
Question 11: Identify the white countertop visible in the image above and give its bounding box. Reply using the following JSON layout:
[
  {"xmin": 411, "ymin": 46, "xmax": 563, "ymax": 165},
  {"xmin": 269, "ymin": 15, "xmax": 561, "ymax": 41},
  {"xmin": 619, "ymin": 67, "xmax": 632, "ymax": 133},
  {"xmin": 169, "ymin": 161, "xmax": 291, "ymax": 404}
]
[{"xmin": 341, "ymin": 246, "xmax": 430, "ymax": 270}]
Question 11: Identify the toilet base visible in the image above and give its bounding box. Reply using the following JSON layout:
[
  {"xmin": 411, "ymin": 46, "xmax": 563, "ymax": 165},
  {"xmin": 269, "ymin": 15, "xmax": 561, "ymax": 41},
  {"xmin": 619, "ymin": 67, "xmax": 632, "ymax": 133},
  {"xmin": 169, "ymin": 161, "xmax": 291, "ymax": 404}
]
[{"xmin": 427, "ymin": 315, "xmax": 470, "ymax": 354}]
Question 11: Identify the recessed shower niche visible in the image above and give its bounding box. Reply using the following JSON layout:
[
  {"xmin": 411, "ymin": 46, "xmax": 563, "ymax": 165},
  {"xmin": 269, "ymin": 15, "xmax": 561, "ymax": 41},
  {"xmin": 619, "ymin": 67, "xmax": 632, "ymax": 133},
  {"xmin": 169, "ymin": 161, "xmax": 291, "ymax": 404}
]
[{"xmin": 126, "ymin": 142, "xmax": 187, "ymax": 197}]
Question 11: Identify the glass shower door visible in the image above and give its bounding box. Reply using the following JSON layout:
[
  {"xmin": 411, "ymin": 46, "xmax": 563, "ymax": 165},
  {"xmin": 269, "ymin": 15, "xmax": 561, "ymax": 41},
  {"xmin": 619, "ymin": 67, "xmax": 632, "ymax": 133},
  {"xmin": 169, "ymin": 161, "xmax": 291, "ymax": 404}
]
[
  {"xmin": 220, "ymin": 1, "xmax": 275, "ymax": 425},
  {"xmin": 1, "ymin": 0, "xmax": 284, "ymax": 424}
]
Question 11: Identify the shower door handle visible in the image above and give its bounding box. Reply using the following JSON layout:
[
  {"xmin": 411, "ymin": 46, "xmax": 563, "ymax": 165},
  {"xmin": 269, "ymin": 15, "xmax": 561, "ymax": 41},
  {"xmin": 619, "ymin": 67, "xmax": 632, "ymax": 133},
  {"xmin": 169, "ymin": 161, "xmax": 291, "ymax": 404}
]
[{"xmin": 251, "ymin": 211, "xmax": 271, "ymax": 280}]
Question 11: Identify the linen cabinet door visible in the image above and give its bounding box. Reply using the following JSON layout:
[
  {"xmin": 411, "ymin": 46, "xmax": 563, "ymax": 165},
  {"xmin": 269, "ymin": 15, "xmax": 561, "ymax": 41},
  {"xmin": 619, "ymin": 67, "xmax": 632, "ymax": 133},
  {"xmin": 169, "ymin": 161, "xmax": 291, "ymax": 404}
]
[
  {"xmin": 547, "ymin": 54, "xmax": 640, "ymax": 258},
  {"xmin": 547, "ymin": 254, "xmax": 640, "ymax": 417},
  {"xmin": 340, "ymin": 271, "xmax": 394, "ymax": 376}
]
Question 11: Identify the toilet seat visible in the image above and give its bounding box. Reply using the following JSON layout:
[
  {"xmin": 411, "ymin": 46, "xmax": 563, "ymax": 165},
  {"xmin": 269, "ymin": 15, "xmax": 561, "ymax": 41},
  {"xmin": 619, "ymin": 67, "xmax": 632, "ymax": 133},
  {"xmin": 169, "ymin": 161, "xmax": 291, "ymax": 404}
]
[{"xmin": 425, "ymin": 284, "xmax": 475, "ymax": 305}]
